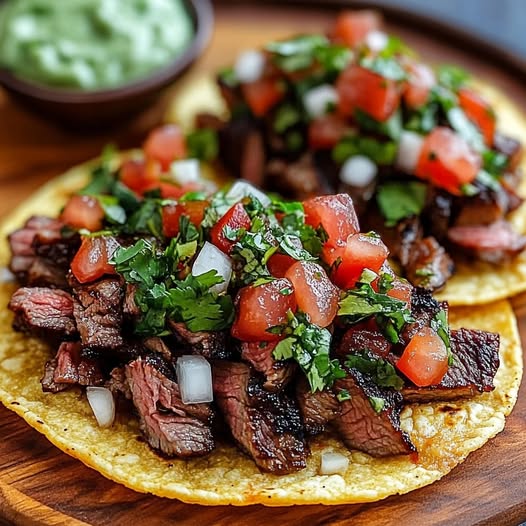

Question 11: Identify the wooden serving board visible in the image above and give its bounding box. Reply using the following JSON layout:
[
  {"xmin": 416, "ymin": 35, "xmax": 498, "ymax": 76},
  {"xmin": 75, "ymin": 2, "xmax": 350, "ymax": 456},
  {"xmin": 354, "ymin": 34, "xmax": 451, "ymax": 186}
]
[{"xmin": 1, "ymin": 3, "xmax": 526, "ymax": 525}]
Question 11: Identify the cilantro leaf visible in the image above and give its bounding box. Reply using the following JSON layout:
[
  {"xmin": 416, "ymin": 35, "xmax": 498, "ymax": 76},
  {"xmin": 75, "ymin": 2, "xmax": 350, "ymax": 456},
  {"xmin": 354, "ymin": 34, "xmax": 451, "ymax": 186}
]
[
  {"xmin": 345, "ymin": 351, "xmax": 404, "ymax": 390},
  {"xmin": 95, "ymin": 195, "xmax": 126, "ymax": 225},
  {"xmin": 360, "ymin": 56, "xmax": 408, "ymax": 81},
  {"xmin": 368, "ymin": 396, "xmax": 386, "ymax": 413},
  {"xmin": 430, "ymin": 309, "xmax": 454, "ymax": 365},
  {"xmin": 273, "ymin": 311, "xmax": 345, "ymax": 392},
  {"xmin": 354, "ymin": 108, "xmax": 402, "ymax": 140},
  {"xmin": 333, "ymin": 135, "xmax": 397, "ymax": 165},
  {"xmin": 376, "ymin": 181, "xmax": 427, "ymax": 227},
  {"xmin": 186, "ymin": 129, "xmax": 218, "ymax": 161},
  {"xmin": 437, "ymin": 64, "xmax": 470, "ymax": 91},
  {"xmin": 79, "ymin": 145, "xmax": 117, "ymax": 195}
]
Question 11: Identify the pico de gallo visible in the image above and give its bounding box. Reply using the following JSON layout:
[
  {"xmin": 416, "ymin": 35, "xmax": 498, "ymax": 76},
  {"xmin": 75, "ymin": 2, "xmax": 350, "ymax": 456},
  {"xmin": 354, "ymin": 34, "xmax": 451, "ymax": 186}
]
[{"xmin": 197, "ymin": 10, "xmax": 526, "ymax": 291}]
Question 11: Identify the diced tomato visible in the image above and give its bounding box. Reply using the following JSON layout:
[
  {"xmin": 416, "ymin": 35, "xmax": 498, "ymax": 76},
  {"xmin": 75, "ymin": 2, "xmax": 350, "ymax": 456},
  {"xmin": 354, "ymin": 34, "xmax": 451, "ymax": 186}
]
[
  {"xmin": 210, "ymin": 203, "xmax": 252, "ymax": 254},
  {"xmin": 231, "ymin": 278, "xmax": 297, "ymax": 341},
  {"xmin": 267, "ymin": 253, "xmax": 297, "ymax": 278},
  {"xmin": 303, "ymin": 194, "xmax": 359, "ymax": 248},
  {"xmin": 60, "ymin": 195, "xmax": 104, "ymax": 232},
  {"xmin": 120, "ymin": 159, "xmax": 161, "ymax": 194},
  {"xmin": 336, "ymin": 64, "xmax": 401, "ymax": 122},
  {"xmin": 332, "ymin": 10, "xmax": 382, "ymax": 47},
  {"xmin": 331, "ymin": 233, "xmax": 389, "ymax": 289},
  {"xmin": 143, "ymin": 125, "xmax": 187, "ymax": 171},
  {"xmin": 285, "ymin": 261, "xmax": 339, "ymax": 328},
  {"xmin": 162, "ymin": 200, "xmax": 209, "ymax": 238},
  {"xmin": 70, "ymin": 236, "xmax": 119, "ymax": 284},
  {"xmin": 404, "ymin": 62, "xmax": 435, "ymax": 109},
  {"xmin": 242, "ymin": 78, "xmax": 284, "ymax": 117},
  {"xmin": 396, "ymin": 326, "xmax": 449, "ymax": 387},
  {"xmin": 458, "ymin": 88, "xmax": 496, "ymax": 146},
  {"xmin": 308, "ymin": 114, "xmax": 347, "ymax": 149},
  {"xmin": 415, "ymin": 127, "xmax": 481, "ymax": 195},
  {"xmin": 145, "ymin": 181, "xmax": 204, "ymax": 200},
  {"xmin": 386, "ymin": 278, "xmax": 413, "ymax": 306}
]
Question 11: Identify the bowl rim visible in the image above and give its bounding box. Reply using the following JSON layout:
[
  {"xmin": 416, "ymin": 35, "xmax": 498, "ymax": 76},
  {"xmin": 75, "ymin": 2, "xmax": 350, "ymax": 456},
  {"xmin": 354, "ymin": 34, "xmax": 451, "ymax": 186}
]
[{"xmin": 0, "ymin": 0, "xmax": 214, "ymax": 103}]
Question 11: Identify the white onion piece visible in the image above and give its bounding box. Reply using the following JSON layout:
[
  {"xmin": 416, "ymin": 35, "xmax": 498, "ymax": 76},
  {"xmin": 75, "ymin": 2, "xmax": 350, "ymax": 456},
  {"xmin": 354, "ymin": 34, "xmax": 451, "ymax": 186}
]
[
  {"xmin": 396, "ymin": 130, "xmax": 424, "ymax": 174},
  {"xmin": 0, "ymin": 267, "xmax": 15, "ymax": 283},
  {"xmin": 320, "ymin": 451, "xmax": 349, "ymax": 475},
  {"xmin": 339, "ymin": 155, "xmax": 377, "ymax": 187},
  {"xmin": 176, "ymin": 355, "xmax": 213, "ymax": 404},
  {"xmin": 86, "ymin": 387, "xmax": 115, "ymax": 428},
  {"xmin": 365, "ymin": 30, "xmax": 389, "ymax": 53},
  {"xmin": 169, "ymin": 158, "xmax": 200, "ymax": 185},
  {"xmin": 226, "ymin": 180, "xmax": 271, "ymax": 207},
  {"xmin": 234, "ymin": 49, "xmax": 266, "ymax": 84},
  {"xmin": 303, "ymin": 84, "xmax": 339, "ymax": 118},
  {"xmin": 192, "ymin": 241, "xmax": 233, "ymax": 294}
]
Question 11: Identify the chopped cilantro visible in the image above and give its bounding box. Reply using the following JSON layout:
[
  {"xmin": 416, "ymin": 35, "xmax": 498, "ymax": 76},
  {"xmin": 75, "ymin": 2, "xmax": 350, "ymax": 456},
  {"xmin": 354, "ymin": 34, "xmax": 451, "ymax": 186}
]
[
  {"xmin": 430, "ymin": 309, "xmax": 454, "ymax": 365},
  {"xmin": 333, "ymin": 134, "xmax": 397, "ymax": 165},
  {"xmin": 272, "ymin": 311, "xmax": 345, "ymax": 392},
  {"xmin": 447, "ymin": 107, "xmax": 485, "ymax": 152},
  {"xmin": 405, "ymin": 103, "xmax": 438, "ymax": 134},
  {"xmin": 482, "ymin": 149, "xmax": 508, "ymax": 176},
  {"xmin": 345, "ymin": 351, "xmax": 404, "ymax": 390},
  {"xmin": 336, "ymin": 389, "xmax": 351, "ymax": 402},
  {"xmin": 95, "ymin": 195, "xmax": 126, "ymax": 225},
  {"xmin": 360, "ymin": 56, "xmax": 408, "ymax": 81},
  {"xmin": 354, "ymin": 108, "xmax": 402, "ymax": 140},
  {"xmin": 376, "ymin": 181, "xmax": 427, "ymax": 227},
  {"xmin": 476, "ymin": 170, "xmax": 500, "ymax": 192},
  {"xmin": 79, "ymin": 145, "xmax": 117, "ymax": 196},
  {"xmin": 338, "ymin": 272, "xmax": 414, "ymax": 343},
  {"xmin": 218, "ymin": 66, "xmax": 238, "ymax": 87},
  {"xmin": 368, "ymin": 396, "xmax": 385, "ymax": 413},
  {"xmin": 186, "ymin": 129, "xmax": 218, "ymax": 161},
  {"xmin": 437, "ymin": 64, "xmax": 470, "ymax": 91},
  {"xmin": 273, "ymin": 103, "xmax": 304, "ymax": 133}
]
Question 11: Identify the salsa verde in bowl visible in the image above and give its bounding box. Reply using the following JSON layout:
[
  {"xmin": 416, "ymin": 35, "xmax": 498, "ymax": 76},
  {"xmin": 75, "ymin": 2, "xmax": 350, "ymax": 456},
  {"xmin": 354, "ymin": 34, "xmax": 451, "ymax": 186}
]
[{"xmin": 0, "ymin": 0, "xmax": 213, "ymax": 128}]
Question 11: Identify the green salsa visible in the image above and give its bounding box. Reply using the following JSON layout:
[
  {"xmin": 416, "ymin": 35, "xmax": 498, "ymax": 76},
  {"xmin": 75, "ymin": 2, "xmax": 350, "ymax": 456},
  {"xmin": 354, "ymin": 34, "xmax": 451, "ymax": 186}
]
[{"xmin": 0, "ymin": 0, "xmax": 194, "ymax": 90}]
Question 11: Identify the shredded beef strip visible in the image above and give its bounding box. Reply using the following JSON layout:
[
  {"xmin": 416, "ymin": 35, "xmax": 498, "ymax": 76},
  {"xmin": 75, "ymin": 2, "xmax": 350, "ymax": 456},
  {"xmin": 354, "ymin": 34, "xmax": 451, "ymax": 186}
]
[
  {"xmin": 126, "ymin": 354, "xmax": 215, "ymax": 458},
  {"xmin": 71, "ymin": 277, "xmax": 124, "ymax": 351},
  {"xmin": 447, "ymin": 219, "xmax": 526, "ymax": 264},
  {"xmin": 333, "ymin": 368, "xmax": 415, "ymax": 457},
  {"xmin": 402, "ymin": 328, "xmax": 500, "ymax": 402},
  {"xmin": 240, "ymin": 341, "xmax": 296, "ymax": 392},
  {"xmin": 169, "ymin": 321, "xmax": 231, "ymax": 360},
  {"xmin": 213, "ymin": 361, "xmax": 308, "ymax": 474},
  {"xmin": 296, "ymin": 377, "xmax": 341, "ymax": 436},
  {"xmin": 9, "ymin": 286, "xmax": 77, "ymax": 339}
]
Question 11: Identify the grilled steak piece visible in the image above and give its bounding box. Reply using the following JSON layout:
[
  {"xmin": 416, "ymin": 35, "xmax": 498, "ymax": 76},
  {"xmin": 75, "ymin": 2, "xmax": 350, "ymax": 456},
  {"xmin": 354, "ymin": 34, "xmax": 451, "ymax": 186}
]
[
  {"xmin": 405, "ymin": 237, "xmax": 454, "ymax": 291},
  {"xmin": 402, "ymin": 328, "xmax": 500, "ymax": 402},
  {"xmin": 494, "ymin": 132, "xmax": 523, "ymax": 171},
  {"xmin": 53, "ymin": 341, "xmax": 104, "ymax": 386},
  {"xmin": 106, "ymin": 366, "xmax": 132, "ymax": 400},
  {"xmin": 169, "ymin": 321, "xmax": 231, "ymax": 360},
  {"xmin": 452, "ymin": 185, "xmax": 511, "ymax": 227},
  {"xmin": 296, "ymin": 378, "xmax": 341, "ymax": 435},
  {"xmin": 333, "ymin": 368, "xmax": 414, "ymax": 456},
  {"xmin": 126, "ymin": 355, "xmax": 215, "ymax": 458},
  {"xmin": 336, "ymin": 327, "xmax": 392, "ymax": 359},
  {"xmin": 72, "ymin": 277, "xmax": 124, "ymax": 351},
  {"xmin": 447, "ymin": 220, "xmax": 526, "ymax": 264},
  {"xmin": 123, "ymin": 283, "xmax": 140, "ymax": 317},
  {"xmin": 241, "ymin": 341, "xmax": 295, "ymax": 392},
  {"xmin": 9, "ymin": 287, "xmax": 77, "ymax": 339},
  {"xmin": 213, "ymin": 361, "xmax": 308, "ymax": 474},
  {"xmin": 41, "ymin": 359, "xmax": 69, "ymax": 393},
  {"xmin": 423, "ymin": 189, "xmax": 453, "ymax": 243},
  {"xmin": 143, "ymin": 337, "xmax": 172, "ymax": 361}
]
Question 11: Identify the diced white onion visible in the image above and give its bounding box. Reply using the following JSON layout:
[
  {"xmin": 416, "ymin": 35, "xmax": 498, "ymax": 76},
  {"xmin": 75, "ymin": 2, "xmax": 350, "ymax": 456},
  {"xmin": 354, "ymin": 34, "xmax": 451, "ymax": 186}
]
[
  {"xmin": 86, "ymin": 387, "xmax": 115, "ymax": 428},
  {"xmin": 226, "ymin": 180, "xmax": 271, "ymax": 207},
  {"xmin": 169, "ymin": 158, "xmax": 201, "ymax": 185},
  {"xmin": 0, "ymin": 267, "xmax": 15, "ymax": 283},
  {"xmin": 339, "ymin": 155, "xmax": 378, "ymax": 187},
  {"xmin": 234, "ymin": 49, "xmax": 266, "ymax": 84},
  {"xmin": 396, "ymin": 130, "xmax": 424, "ymax": 174},
  {"xmin": 176, "ymin": 355, "xmax": 213, "ymax": 404},
  {"xmin": 303, "ymin": 84, "xmax": 339, "ymax": 118},
  {"xmin": 365, "ymin": 30, "xmax": 389, "ymax": 53},
  {"xmin": 192, "ymin": 241, "xmax": 233, "ymax": 294},
  {"xmin": 320, "ymin": 451, "xmax": 350, "ymax": 475}
]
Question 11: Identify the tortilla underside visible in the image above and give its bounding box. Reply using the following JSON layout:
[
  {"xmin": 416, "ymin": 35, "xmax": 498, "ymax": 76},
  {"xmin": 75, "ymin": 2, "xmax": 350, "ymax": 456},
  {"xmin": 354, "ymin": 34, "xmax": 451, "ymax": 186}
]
[
  {"xmin": 165, "ymin": 74, "xmax": 526, "ymax": 307},
  {"xmin": 0, "ymin": 162, "xmax": 522, "ymax": 505}
]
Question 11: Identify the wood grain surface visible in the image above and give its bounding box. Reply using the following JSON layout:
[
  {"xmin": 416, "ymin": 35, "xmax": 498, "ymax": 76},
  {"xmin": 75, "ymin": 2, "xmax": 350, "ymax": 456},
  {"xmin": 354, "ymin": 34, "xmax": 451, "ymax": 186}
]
[{"xmin": 1, "ymin": 3, "xmax": 526, "ymax": 526}]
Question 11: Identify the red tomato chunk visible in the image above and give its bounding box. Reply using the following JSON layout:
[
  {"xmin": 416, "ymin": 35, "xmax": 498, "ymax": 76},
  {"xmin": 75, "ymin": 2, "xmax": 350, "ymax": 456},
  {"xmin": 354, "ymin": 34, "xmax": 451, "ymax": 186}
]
[
  {"xmin": 267, "ymin": 253, "xmax": 297, "ymax": 278},
  {"xmin": 231, "ymin": 278, "xmax": 297, "ymax": 341},
  {"xmin": 162, "ymin": 201, "xmax": 209, "ymax": 238},
  {"xmin": 242, "ymin": 78, "xmax": 284, "ymax": 117},
  {"xmin": 143, "ymin": 125, "xmax": 187, "ymax": 171},
  {"xmin": 332, "ymin": 10, "xmax": 381, "ymax": 47},
  {"xmin": 415, "ymin": 127, "xmax": 481, "ymax": 195},
  {"xmin": 458, "ymin": 88, "xmax": 496, "ymax": 146},
  {"xmin": 404, "ymin": 62, "xmax": 435, "ymax": 109},
  {"xmin": 119, "ymin": 159, "xmax": 160, "ymax": 194},
  {"xmin": 337, "ymin": 64, "xmax": 401, "ymax": 122},
  {"xmin": 396, "ymin": 326, "xmax": 449, "ymax": 387},
  {"xmin": 210, "ymin": 203, "xmax": 252, "ymax": 254},
  {"xmin": 71, "ymin": 236, "xmax": 119, "ymax": 284},
  {"xmin": 308, "ymin": 114, "xmax": 347, "ymax": 150},
  {"xmin": 60, "ymin": 195, "xmax": 104, "ymax": 232}
]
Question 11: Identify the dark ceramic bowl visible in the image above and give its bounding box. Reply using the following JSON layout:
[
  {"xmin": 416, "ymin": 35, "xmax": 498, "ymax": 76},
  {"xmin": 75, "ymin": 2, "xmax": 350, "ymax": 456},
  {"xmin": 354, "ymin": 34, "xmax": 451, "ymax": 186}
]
[{"xmin": 0, "ymin": 0, "xmax": 213, "ymax": 129}]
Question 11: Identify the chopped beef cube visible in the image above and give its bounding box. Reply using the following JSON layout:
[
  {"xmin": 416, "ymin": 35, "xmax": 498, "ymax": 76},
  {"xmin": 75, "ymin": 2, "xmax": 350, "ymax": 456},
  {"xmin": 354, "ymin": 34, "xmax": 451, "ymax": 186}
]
[
  {"xmin": 452, "ymin": 185, "xmax": 511, "ymax": 227},
  {"xmin": 123, "ymin": 283, "xmax": 140, "ymax": 317},
  {"xmin": 106, "ymin": 366, "xmax": 132, "ymax": 400},
  {"xmin": 126, "ymin": 355, "xmax": 214, "ymax": 458},
  {"xmin": 336, "ymin": 327, "xmax": 392, "ymax": 359},
  {"xmin": 423, "ymin": 189, "xmax": 453, "ymax": 243},
  {"xmin": 169, "ymin": 321, "xmax": 231, "ymax": 360},
  {"xmin": 333, "ymin": 368, "xmax": 415, "ymax": 457},
  {"xmin": 9, "ymin": 287, "xmax": 77, "ymax": 339},
  {"xmin": 405, "ymin": 237, "xmax": 454, "ymax": 291},
  {"xmin": 494, "ymin": 132, "xmax": 523, "ymax": 171},
  {"xmin": 53, "ymin": 341, "xmax": 104, "ymax": 386},
  {"xmin": 41, "ymin": 358, "xmax": 68, "ymax": 393},
  {"xmin": 402, "ymin": 328, "xmax": 499, "ymax": 402},
  {"xmin": 296, "ymin": 377, "xmax": 341, "ymax": 435},
  {"xmin": 241, "ymin": 341, "xmax": 295, "ymax": 392},
  {"xmin": 26, "ymin": 257, "xmax": 68, "ymax": 288},
  {"xmin": 213, "ymin": 361, "xmax": 308, "ymax": 474},
  {"xmin": 143, "ymin": 337, "xmax": 172, "ymax": 361},
  {"xmin": 447, "ymin": 220, "xmax": 526, "ymax": 264},
  {"xmin": 72, "ymin": 277, "xmax": 124, "ymax": 351}
]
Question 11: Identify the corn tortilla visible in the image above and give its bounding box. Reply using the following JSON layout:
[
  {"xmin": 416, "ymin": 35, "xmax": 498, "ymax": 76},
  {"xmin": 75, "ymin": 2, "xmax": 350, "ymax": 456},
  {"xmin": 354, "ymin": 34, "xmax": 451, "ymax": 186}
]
[
  {"xmin": 165, "ymin": 74, "xmax": 526, "ymax": 307},
  {"xmin": 0, "ymin": 162, "xmax": 522, "ymax": 505}
]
